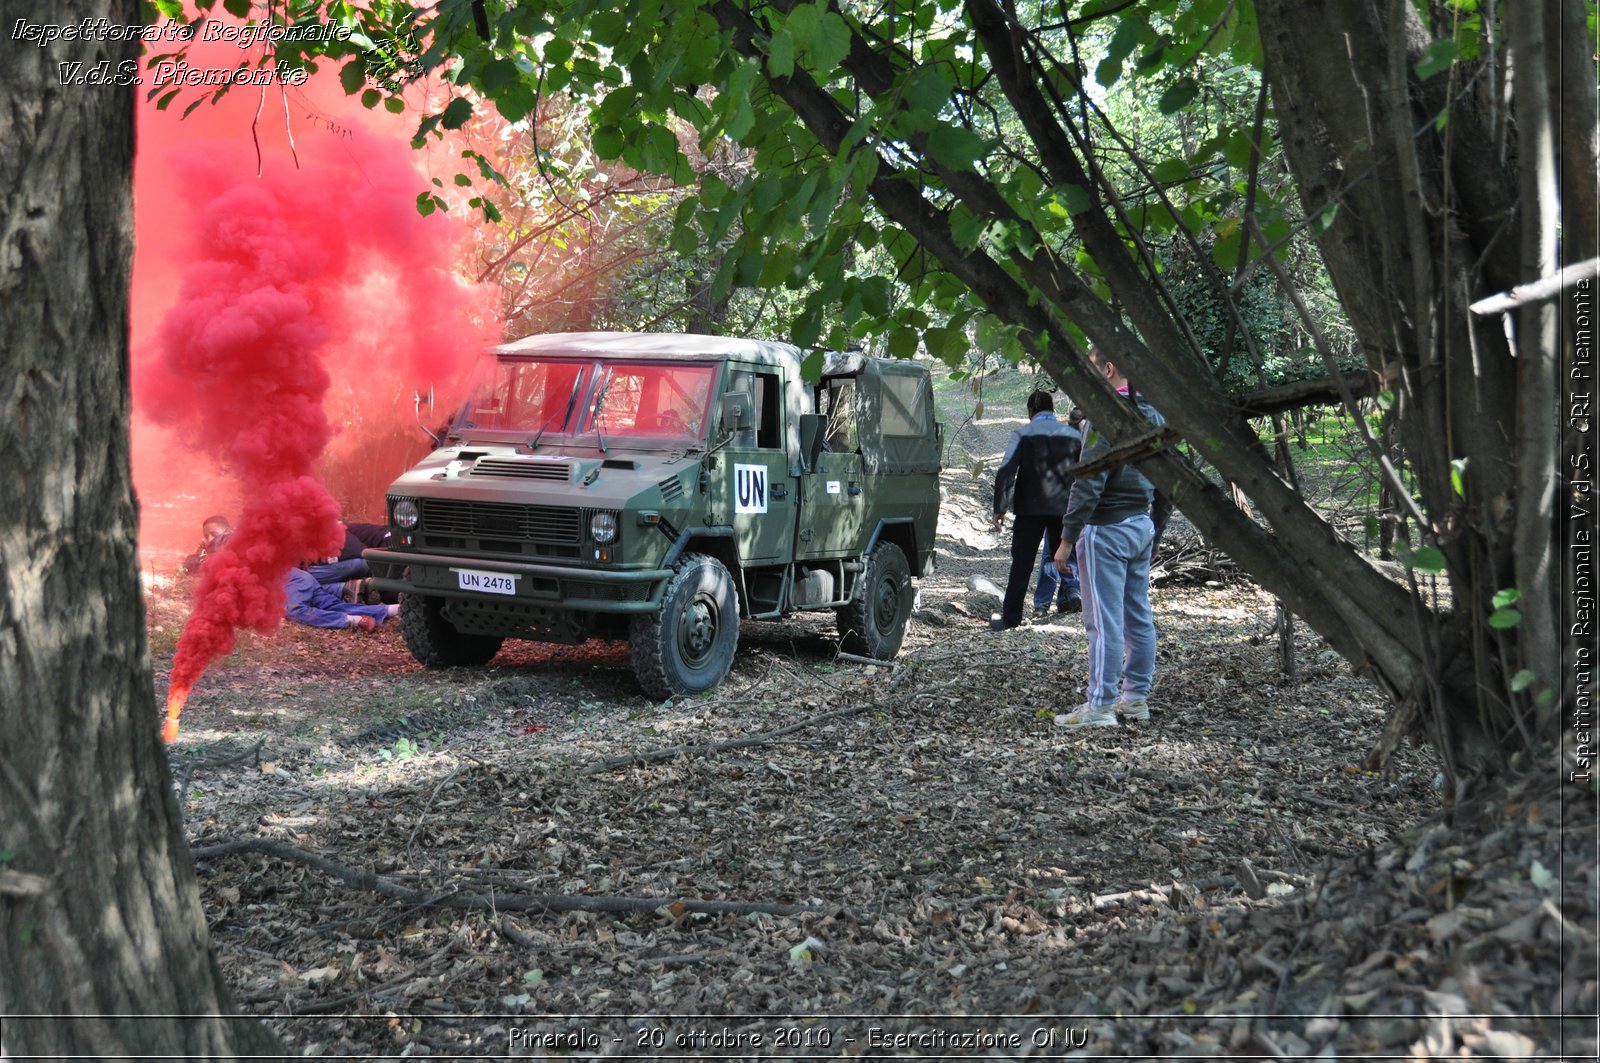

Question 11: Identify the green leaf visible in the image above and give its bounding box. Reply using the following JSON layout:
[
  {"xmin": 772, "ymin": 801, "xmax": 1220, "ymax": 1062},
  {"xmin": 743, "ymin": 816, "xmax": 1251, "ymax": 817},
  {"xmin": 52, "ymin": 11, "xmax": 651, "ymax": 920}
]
[
  {"xmin": 887, "ymin": 326, "xmax": 920, "ymax": 359},
  {"xmin": 222, "ymin": 0, "xmax": 251, "ymax": 17},
  {"xmin": 1530, "ymin": 860, "xmax": 1554, "ymax": 889},
  {"xmin": 543, "ymin": 38, "xmax": 575, "ymax": 68},
  {"xmin": 1310, "ymin": 201, "xmax": 1340, "ymax": 236},
  {"xmin": 383, "ymin": 96, "xmax": 405, "ymax": 114},
  {"xmin": 494, "ymin": 83, "xmax": 537, "ymax": 124},
  {"xmin": 800, "ymin": 349, "xmax": 826, "ymax": 382},
  {"xmin": 592, "ymin": 124, "xmax": 625, "ymax": 160},
  {"xmin": 810, "ymin": 12, "xmax": 852, "ymax": 72},
  {"xmin": 1487, "ymin": 608, "xmax": 1522, "ymax": 629},
  {"xmin": 1509, "ymin": 669, "xmax": 1537, "ymax": 693},
  {"xmin": 768, "ymin": 26, "xmax": 795, "ymax": 78},
  {"xmin": 1491, "ymin": 587, "xmax": 1521, "ymax": 609},
  {"xmin": 1375, "ymin": 390, "xmax": 1394, "ymax": 411},
  {"xmin": 1048, "ymin": 184, "xmax": 1091, "ymax": 217},
  {"xmin": 1157, "ymin": 78, "xmax": 1200, "ymax": 114},
  {"xmin": 440, "ymin": 96, "xmax": 473, "ymax": 130},
  {"xmin": 361, "ymin": 88, "xmax": 381, "ymax": 109},
  {"xmin": 523, "ymin": 968, "xmax": 545, "ymax": 983},
  {"xmin": 340, "ymin": 58, "xmax": 367, "ymax": 96},
  {"xmin": 902, "ymin": 67, "xmax": 954, "ymax": 117},
  {"xmin": 926, "ymin": 125, "xmax": 986, "ymax": 172},
  {"xmin": 416, "ymin": 191, "xmax": 437, "ymax": 217},
  {"xmin": 1450, "ymin": 456, "xmax": 1469, "ymax": 497},
  {"xmin": 924, "ymin": 326, "xmax": 967, "ymax": 364},
  {"xmin": 1408, "ymin": 546, "xmax": 1447, "ymax": 574},
  {"xmin": 785, "ymin": 3, "xmax": 818, "ymax": 50},
  {"xmin": 1152, "ymin": 158, "xmax": 1191, "ymax": 184},
  {"xmin": 1415, "ymin": 39, "xmax": 1458, "ymax": 80}
]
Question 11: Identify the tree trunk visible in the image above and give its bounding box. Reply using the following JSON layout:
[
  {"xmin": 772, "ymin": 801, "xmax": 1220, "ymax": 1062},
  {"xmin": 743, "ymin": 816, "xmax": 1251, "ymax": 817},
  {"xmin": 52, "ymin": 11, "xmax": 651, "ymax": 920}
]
[
  {"xmin": 0, "ymin": 5, "xmax": 283, "ymax": 1057},
  {"xmin": 1255, "ymin": 0, "xmax": 1566, "ymax": 766}
]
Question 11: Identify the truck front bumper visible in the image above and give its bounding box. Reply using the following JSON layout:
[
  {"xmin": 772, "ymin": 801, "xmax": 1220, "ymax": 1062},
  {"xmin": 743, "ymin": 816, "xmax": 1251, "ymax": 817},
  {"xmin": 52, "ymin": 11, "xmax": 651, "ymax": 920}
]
[{"xmin": 364, "ymin": 548, "xmax": 672, "ymax": 615}]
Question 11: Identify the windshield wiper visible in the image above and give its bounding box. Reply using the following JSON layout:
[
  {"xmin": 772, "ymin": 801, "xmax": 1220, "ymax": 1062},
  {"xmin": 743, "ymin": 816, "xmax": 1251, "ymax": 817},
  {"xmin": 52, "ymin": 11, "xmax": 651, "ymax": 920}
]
[
  {"xmin": 529, "ymin": 372, "xmax": 585, "ymax": 450},
  {"xmin": 590, "ymin": 367, "xmax": 614, "ymax": 454}
]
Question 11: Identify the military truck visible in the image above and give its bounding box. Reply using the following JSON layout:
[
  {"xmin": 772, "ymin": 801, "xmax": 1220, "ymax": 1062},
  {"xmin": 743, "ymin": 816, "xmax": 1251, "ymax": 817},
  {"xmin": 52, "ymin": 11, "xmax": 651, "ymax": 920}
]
[{"xmin": 365, "ymin": 332, "xmax": 942, "ymax": 697}]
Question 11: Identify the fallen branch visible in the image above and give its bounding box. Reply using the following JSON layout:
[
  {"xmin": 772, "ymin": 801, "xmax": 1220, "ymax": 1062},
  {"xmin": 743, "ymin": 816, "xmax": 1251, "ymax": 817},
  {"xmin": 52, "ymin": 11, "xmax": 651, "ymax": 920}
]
[
  {"xmin": 835, "ymin": 651, "xmax": 896, "ymax": 668},
  {"xmin": 1234, "ymin": 373, "xmax": 1375, "ymax": 418},
  {"xmin": 1065, "ymin": 425, "xmax": 1183, "ymax": 479},
  {"xmin": 188, "ymin": 836, "xmax": 821, "ymax": 917}
]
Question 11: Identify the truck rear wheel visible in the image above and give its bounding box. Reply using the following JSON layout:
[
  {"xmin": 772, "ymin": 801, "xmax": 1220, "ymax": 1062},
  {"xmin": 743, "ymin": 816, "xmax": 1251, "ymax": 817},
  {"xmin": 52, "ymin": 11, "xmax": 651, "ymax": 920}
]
[
  {"xmin": 399, "ymin": 593, "xmax": 504, "ymax": 668},
  {"xmin": 630, "ymin": 553, "xmax": 739, "ymax": 698},
  {"xmin": 836, "ymin": 541, "xmax": 912, "ymax": 660}
]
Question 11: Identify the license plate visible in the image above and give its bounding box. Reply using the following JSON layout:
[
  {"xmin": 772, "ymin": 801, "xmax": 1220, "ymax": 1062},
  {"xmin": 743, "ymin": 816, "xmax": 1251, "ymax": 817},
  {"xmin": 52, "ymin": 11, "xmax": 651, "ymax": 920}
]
[{"xmin": 455, "ymin": 568, "xmax": 517, "ymax": 595}]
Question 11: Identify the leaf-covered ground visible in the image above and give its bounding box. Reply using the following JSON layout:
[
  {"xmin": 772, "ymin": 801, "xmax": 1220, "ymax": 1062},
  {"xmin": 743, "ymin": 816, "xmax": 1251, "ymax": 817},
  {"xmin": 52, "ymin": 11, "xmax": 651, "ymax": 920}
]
[{"xmin": 144, "ymin": 461, "xmax": 1597, "ymax": 1059}]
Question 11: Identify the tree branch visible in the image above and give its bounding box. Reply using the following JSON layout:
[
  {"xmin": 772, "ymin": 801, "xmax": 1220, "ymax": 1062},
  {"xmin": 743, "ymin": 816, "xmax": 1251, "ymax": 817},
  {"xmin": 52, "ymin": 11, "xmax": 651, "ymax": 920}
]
[
  {"xmin": 1234, "ymin": 373, "xmax": 1377, "ymax": 417},
  {"xmin": 1066, "ymin": 425, "xmax": 1183, "ymax": 479}
]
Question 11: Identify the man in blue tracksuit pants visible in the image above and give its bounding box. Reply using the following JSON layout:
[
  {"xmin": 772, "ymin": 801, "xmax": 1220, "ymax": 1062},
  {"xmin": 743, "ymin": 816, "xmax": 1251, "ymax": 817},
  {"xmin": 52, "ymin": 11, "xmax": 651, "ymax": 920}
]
[{"xmin": 1053, "ymin": 349, "xmax": 1170, "ymax": 728}]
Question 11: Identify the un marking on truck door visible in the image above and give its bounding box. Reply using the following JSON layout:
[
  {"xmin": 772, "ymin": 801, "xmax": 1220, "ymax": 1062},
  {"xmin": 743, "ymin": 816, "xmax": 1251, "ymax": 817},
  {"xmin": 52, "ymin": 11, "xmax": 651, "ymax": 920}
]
[{"xmin": 734, "ymin": 464, "xmax": 768, "ymax": 514}]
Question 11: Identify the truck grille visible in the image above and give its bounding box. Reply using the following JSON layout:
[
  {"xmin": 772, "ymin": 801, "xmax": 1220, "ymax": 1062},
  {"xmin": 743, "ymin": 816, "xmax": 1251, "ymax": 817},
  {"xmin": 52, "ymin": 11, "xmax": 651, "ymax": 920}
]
[
  {"xmin": 470, "ymin": 457, "xmax": 572, "ymax": 480},
  {"xmin": 420, "ymin": 499, "xmax": 581, "ymax": 544}
]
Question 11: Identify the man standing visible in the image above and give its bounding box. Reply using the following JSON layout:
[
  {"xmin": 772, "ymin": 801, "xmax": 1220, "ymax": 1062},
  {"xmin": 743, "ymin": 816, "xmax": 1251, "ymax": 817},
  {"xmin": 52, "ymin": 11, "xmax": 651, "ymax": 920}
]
[
  {"xmin": 1053, "ymin": 350, "xmax": 1170, "ymax": 727},
  {"xmin": 1029, "ymin": 407, "xmax": 1087, "ymax": 617},
  {"xmin": 991, "ymin": 390, "xmax": 1082, "ymax": 630}
]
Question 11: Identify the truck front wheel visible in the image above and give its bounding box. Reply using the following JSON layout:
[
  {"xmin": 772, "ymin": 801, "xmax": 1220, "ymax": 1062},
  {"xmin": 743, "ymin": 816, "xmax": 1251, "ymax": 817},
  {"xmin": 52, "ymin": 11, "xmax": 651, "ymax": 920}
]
[
  {"xmin": 836, "ymin": 541, "xmax": 912, "ymax": 660},
  {"xmin": 630, "ymin": 553, "xmax": 740, "ymax": 698},
  {"xmin": 399, "ymin": 593, "xmax": 504, "ymax": 668}
]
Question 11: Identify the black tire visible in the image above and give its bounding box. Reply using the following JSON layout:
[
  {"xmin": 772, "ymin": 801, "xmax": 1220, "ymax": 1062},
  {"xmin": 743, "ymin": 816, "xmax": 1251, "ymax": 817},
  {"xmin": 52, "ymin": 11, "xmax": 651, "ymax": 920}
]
[
  {"xmin": 630, "ymin": 553, "xmax": 739, "ymax": 698},
  {"xmin": 399, "ymin": 593, "xmax": 503, "ymax": 668},
  {"xmin": 836, "ymin": 541, "xmax": 912, "ymax": 660}
]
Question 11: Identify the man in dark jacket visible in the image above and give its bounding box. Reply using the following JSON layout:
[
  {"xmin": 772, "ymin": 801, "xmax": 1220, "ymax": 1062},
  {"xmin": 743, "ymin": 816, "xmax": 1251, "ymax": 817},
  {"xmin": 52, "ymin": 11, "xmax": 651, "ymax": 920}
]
[
  {"xmin": 1053, "ymin": 349, "xmax": 1171, "ymax": 728},
  {"xmin": 181, "ymin": 515, "xmax": 234, "ymax": 573},
  {"xmin": 991, "ymin": 390, "xmax": 1082, "ymax": 630}
]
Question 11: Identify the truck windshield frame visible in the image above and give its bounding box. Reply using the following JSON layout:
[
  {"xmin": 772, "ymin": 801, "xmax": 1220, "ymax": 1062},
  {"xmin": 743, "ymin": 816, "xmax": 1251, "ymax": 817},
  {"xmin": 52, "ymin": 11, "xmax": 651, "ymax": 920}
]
[
  {"xmin": 451, "ymin": 355, "xmax": 720, "ymax": 449},
  {"xmin": 575, "ymin": 360, "xmax": 718, "ymax": 445}
]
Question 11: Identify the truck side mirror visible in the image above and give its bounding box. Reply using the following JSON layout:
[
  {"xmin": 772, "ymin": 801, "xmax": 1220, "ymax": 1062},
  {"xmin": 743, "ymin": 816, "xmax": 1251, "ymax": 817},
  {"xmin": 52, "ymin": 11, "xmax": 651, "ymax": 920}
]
[
  {"xmin": 721, "ymin": 390, "xmax": 754, "ymax": 433},
  {"xmin": 798, "ymin": 412, "xmax": 825, "ymax": 471}
]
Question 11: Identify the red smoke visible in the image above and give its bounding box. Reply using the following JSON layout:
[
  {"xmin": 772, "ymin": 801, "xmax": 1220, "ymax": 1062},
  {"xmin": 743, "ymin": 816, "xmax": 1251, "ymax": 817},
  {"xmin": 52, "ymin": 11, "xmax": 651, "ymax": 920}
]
[{"xmin": 134, "ymin": 36, "xmax": 495, "ymax": 737}]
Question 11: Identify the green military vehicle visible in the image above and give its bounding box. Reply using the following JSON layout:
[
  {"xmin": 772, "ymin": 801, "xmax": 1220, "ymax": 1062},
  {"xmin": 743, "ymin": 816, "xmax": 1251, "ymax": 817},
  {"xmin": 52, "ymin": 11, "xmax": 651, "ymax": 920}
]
[{"xmin": 365, "ymin": 332, "xmax": 943, "ymax": 697}]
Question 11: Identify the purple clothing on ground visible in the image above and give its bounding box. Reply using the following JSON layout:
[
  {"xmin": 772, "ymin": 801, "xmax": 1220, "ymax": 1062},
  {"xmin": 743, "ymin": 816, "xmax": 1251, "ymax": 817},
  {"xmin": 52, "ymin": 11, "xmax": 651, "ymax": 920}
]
[{"xmin": 284, "ymin": 566, "xmax": 390, "ymax": 630}]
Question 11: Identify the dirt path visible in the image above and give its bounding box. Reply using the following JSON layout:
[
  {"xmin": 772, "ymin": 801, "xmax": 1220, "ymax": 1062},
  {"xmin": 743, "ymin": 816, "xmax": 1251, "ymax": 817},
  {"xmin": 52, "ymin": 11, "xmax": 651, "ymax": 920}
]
[{"xmin": 142, "ymin": 447, "xmax": 1593, "ymax": 1059}]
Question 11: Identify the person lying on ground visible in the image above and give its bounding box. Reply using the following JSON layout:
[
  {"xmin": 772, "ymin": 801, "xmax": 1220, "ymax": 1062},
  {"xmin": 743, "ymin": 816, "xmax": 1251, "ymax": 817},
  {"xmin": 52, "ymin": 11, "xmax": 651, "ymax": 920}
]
[{"xmin": 284, "ymin": 560, "xmax": 398, "ymax": 632}]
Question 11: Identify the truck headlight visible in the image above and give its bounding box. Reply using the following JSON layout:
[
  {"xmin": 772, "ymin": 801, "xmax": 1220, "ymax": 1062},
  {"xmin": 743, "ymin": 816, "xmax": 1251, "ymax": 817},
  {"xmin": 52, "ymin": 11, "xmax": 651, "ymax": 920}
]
[
  {"xmin": 393, "ymin": 498, "xmax": 420, "ymax": 529},
  {"xmin": 589, "ymin": 511, "xmax": 618, "ymax": 544}
]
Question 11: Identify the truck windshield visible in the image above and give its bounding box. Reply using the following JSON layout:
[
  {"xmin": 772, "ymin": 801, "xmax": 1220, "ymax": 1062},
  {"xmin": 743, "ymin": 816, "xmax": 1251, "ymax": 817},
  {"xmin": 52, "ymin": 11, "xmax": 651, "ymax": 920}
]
[
  {"xmin": 452, "ymin": 355, "xmax": 717, "ymax": 447},
  {"xmin": 454, "ymin": 357, "xmax": 588, "ymax": 436},
  {"xmin": 583, "ymin": 362, "xmax": 716, "ymax": 445}
]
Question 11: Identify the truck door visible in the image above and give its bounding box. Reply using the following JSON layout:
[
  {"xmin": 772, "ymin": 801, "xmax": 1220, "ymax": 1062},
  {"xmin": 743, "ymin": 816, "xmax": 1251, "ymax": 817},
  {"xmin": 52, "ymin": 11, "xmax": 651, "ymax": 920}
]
[
  {"xmin": 708, "ymin": 367, "xmax": 790, "ymax": 564},
  {"xmin": 796, "ymin": 377, "xmax": 867, "ymax": 560}
]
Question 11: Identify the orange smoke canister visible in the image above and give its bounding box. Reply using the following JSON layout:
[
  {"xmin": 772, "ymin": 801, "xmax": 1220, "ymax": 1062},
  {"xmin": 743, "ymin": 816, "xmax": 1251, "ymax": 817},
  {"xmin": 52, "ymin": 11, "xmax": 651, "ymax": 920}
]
[{"xmin": 163, "ymin": 686, "xmax": 190, "ymax": 743}]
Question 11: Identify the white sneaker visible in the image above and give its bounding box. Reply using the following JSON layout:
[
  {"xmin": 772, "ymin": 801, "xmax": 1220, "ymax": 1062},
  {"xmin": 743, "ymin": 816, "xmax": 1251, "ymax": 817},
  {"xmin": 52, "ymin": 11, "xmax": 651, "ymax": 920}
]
[
  {"xmin": 1118, "ymin": 697, "xmax": 1151, "ymax": 722},
  {"xmin": 1054, "ymin": 702, "xmax": 1119, "ymax": 729}
]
